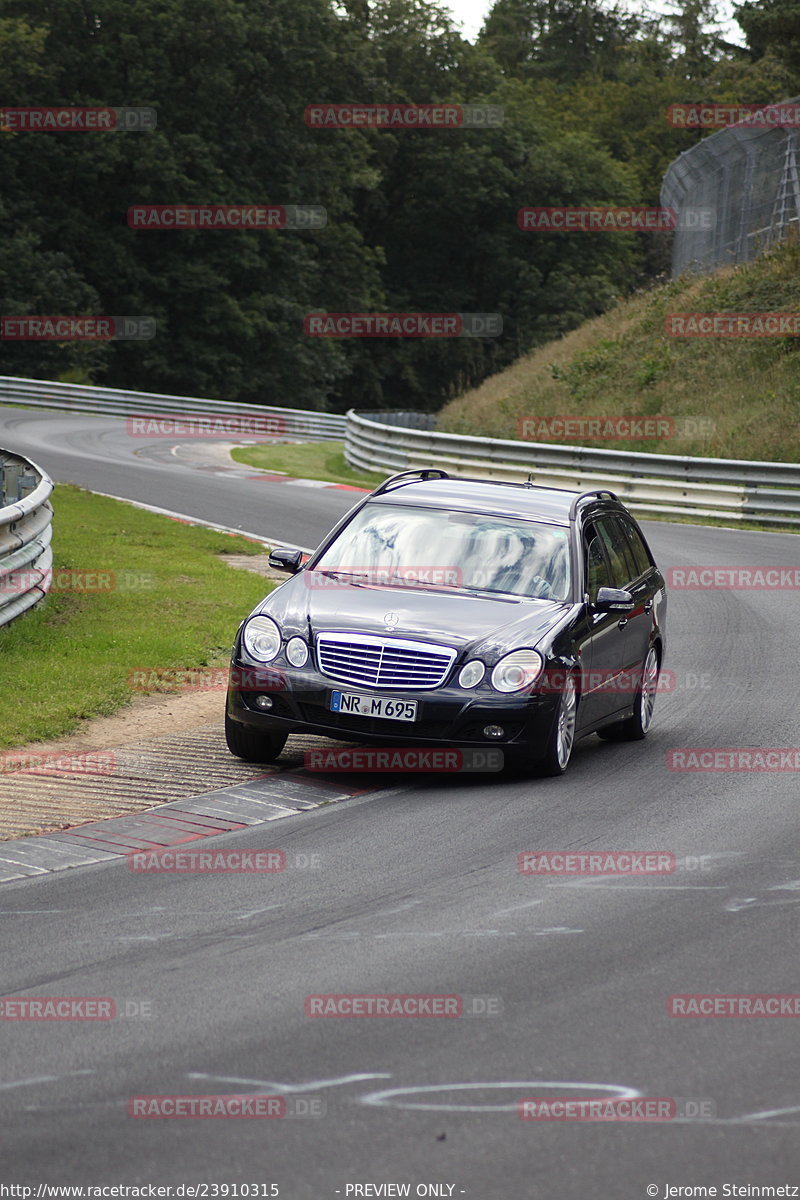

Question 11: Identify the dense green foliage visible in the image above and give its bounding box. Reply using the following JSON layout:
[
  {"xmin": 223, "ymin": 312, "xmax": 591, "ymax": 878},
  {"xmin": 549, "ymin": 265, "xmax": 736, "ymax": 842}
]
[{"xmin": 0, "ymin": 0, "xmax": 797, "ymax": 411}]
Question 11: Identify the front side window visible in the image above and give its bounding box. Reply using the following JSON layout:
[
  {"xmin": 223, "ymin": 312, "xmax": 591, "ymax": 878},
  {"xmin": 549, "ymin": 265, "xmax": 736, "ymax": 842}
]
[
  {"xmin": 584, "ymin": 525, "xmax": 611, "ymax": 601},
  {"xmin": 594, "ymin": 515, "xmax": 636, "ymax": 588},
  {"xmin": 313, "ymin": 503, "xmax": 571, "ymax": 601}
]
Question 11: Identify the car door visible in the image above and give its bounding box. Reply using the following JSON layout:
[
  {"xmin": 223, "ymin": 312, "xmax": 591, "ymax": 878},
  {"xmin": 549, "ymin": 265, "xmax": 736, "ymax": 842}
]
[
  {"xmin": 595, "ymin": 513, "xmax": 657, "ymax": 682},
  {"xmin": 579, "ymin": 520, "xmax": 630, "ymax": 726},
  {"xmin": 613, "ymin": 513, "xmax": 659, "ymax": 680}
]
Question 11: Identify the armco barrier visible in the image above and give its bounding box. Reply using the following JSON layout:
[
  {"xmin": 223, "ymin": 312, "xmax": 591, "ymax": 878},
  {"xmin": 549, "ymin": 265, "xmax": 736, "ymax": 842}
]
[
  {"xmin": 3, "ymin": 377, "xmax": 798, "ymax": 525},
  {"xmin": 0, "ymin": 450, "xmax": 54, "ymax": 627},
  {"xmin": 345, "ymin": 411, "xmax": 800, "ymax": 525},
  {"xmin": 0, "ymin": 376, "xmax": 347, "ymax": 441}
]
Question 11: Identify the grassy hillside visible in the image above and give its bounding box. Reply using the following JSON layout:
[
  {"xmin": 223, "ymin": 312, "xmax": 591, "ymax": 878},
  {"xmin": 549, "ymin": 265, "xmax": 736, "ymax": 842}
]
[{"xmin": 439, "ymin": 240, "xmax": 800, "ymax": 463}]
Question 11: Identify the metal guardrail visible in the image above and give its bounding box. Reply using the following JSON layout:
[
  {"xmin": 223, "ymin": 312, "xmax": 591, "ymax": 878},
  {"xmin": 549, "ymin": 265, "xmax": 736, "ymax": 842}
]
[
  {"xmin": 0, "ymin": 376, "xmax": 347, "ymax": 441},
  {"xmin": 2, "ymin": 376, "xmax": 797, "ymax": 527},
  {"xmin": 345, "ymin": 411, "xmax": 800, "ymax": 526},
  {"xmin": 0, "ymin": 450, "xmax": 54, "ymax": 627}
]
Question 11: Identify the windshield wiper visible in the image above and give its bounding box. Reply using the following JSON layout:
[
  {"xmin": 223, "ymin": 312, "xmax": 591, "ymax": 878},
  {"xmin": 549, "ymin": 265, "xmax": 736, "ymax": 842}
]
[
  {"xmin": 316, "ymin": 570, "xmax": 371, "ymax": 581},
  {"xmin": 318, "ymin": 570, "xmax": 462, "ymax": 590},
  {"xmin": 394, "ymin": 578, "xmax": 522, "ymax": 601},
  {"xmin": 387, "ymin": 573, "xmax": 462, "ymax": 589},
  {"xmin": 315, "ymin": 570, "xmax": 546, "ymax": 601}
]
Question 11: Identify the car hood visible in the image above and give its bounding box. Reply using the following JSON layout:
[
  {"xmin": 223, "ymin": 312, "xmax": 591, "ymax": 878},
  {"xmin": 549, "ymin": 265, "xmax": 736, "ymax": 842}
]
[{"xmin": 258, "ymin": 573, "xmax": 573, "ymax": 656}]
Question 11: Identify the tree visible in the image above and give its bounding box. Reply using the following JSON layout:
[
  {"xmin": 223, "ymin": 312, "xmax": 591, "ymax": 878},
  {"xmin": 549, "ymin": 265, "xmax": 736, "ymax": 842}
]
[
  {"xmin": 735, "ymin": 0, "xmax": 800, "ymax": 79},
  {"xmin": 0, "ymin": 0, "xmax": 762, "ymax": 411},
  {"xmin": 661, "ymin": 0, "xmax": 727, "ymax": 80},
  {"xmin": 0, "ymin": 0, "xmax": 384, "ymax": 405},
  {"xmin": 479, "ymin": 0, "xmax": 644, "ymax": 83}
]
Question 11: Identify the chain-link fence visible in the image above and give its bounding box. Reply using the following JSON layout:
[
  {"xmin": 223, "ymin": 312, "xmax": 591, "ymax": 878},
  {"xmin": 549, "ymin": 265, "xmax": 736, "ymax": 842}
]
[{"xmin": 661, "ymin": 99, "xmax": 800, "ymax": 276}]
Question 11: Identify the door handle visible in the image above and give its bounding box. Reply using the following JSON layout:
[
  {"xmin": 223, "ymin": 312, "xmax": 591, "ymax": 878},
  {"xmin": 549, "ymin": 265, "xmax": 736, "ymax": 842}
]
[
  {"xmin": 643, "ymin": 600, "xmax": 653, "ymax": 614},
  {"xmin": 617, "ymin": 617, "xmax": 628, "ymax": 629}
]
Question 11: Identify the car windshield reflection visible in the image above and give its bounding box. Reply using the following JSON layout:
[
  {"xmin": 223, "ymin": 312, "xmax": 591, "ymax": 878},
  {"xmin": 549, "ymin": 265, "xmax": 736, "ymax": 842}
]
[{"xmin": 313, "ymin": 503, "xmax": 571, "ymax": 602}]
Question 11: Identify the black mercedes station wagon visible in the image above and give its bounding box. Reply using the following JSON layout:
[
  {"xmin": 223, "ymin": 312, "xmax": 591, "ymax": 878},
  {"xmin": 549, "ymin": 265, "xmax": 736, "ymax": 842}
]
[{"xmin": 225, "ymin": 470, "xmax": 667, "ymax": 776}]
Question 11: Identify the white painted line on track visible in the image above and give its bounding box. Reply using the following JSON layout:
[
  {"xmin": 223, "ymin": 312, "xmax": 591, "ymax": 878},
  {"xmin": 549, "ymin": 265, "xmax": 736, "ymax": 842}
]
[
  {"xmin": 89, "ymin": 490, "xmax": 313, "ymax": 553},
  {"xmin": 187, "ymin": 1072, "xmax": 392, "ymax": 1094},
  {"xmin": 739, "ymin": 1103, "xmax": 800, "ymax": 1121},
  {"xmin": 359, "ymin": 1080, "xmax": 641, "ymax": 1112},
  {"xmin": 491, "ymin": 899, "xmax": 545, "ymax": 915}
]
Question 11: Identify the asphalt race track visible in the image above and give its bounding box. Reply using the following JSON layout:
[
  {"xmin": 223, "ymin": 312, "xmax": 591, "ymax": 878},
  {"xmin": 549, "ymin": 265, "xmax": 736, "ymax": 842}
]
[
  {"xmin": 0, "ymin": 407, "xmax": 359, "ymax": 548},
  {"xmin": 2, "ymin": 406, "xmax": 800, "ymax": 1197}
]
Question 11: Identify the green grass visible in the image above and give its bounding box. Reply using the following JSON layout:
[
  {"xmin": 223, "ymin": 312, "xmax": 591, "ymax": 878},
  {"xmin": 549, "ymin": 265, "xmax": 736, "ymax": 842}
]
[
  {"xmin": 439, "ymin": 239, "xmax": 800, "ymax": 464},
  {"xmin": 231, "ymin": 441, "xmax": 383, "ymax": 489},
  {"xmin": 633, "ymin": 511, "xmax": 799, "ymax": 535},
  {"xmin": 0, "ymin": 486, "xmax": 274, "ymax": 749}
]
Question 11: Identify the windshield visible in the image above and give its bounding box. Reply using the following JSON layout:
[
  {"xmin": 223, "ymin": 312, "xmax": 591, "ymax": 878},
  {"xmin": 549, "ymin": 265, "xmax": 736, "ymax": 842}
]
[{"xmin": 313, "ymin": 503, "xmax": 571, "ymax": 602}]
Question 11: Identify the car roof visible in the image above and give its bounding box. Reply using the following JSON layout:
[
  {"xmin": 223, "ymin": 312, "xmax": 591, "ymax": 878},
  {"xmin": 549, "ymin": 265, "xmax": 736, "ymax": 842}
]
[{"xmin": 367, "ymin": 477, "xmax": 620, "ymax": 525}]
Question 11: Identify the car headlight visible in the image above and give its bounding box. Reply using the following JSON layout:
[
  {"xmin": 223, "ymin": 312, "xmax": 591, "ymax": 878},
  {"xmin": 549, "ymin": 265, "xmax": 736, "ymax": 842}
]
[
  {"xmin": 286, "ymin": 636, "xmax": 309, "ymax": 667},
  {"xmin": 491, "ymin": 649, "xmax": 544, "ymax": 693},
  {"xmin": 458, "ymin": 660, "xmax": 486, "ymax": 688},
  {"xmin": 242, "ymin": 615, "xmax": 281, "ymax": 663}
]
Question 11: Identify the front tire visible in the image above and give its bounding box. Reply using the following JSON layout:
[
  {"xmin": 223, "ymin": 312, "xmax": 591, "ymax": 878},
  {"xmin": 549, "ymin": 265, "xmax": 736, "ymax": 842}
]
[
  {"xmin": 225, "ymin": 711, "xmax": 287, "ymax": 763},
  {"xmin": 532, "ymin": 672, "xmax": 578, "ymax": 777},
  {"xmin": 597, "ymin": 646, "xmax": 660, "ymax": 743}
]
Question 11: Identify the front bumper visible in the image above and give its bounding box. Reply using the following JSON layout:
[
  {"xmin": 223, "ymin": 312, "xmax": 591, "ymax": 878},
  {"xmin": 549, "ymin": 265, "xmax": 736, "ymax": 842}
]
[{"xmin": 226, "ymin": 657, "xmax": 561, "ymax": 753}]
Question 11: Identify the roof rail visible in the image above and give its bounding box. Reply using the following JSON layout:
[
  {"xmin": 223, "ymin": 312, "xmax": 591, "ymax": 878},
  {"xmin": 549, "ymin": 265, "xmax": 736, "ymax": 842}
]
[
  {"xmin": 371, "ymin": 468, "xmax": 450, "ymax": 496},
  {"xmin": 568, "ymin": 489, "xmax": 619, "ymax": 520},
  {"xmin": 460, "ymin": 477, "xmax": 607, "ymax": 499},
  {"xmin": 519, "ymin": 478, "xmax": 579, "ymax": 493}
]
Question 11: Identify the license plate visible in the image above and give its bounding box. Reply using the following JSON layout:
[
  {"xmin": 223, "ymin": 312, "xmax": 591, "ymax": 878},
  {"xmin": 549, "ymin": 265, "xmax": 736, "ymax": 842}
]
[{"xmin": 329, "ymin": 691, "xmax": 418, "ymax": 721}]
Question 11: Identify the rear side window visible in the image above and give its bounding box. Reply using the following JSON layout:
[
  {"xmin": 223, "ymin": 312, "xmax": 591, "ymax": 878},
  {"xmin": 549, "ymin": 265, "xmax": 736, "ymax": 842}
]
[{"xmin": 618, "ymin": 516, "xmax": 653, "ymax": 578}]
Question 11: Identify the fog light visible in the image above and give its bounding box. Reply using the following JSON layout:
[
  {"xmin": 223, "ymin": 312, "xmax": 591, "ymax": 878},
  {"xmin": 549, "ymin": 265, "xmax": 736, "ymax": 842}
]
[
  {"xmin": 483, "ymin": 724, "xmax": 505, "ymax": 739},
  {"xmin": 255, "ymin": 695, "xmax": 273, "ymax": 710}
]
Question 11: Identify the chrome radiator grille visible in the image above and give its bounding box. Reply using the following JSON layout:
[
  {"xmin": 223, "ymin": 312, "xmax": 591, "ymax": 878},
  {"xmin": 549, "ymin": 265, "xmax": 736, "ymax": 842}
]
[{"xmin": 316, "ymin": 632, "xmax": 456, "ymax": 690}]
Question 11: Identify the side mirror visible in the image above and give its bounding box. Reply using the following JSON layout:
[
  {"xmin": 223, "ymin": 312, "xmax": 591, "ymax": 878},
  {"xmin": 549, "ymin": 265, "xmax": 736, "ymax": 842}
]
[
  {"xmin": 595, "ymin": 586, "xmax": 634, "ymax": 613},
  {"xmin": 268, "ymin": 547, "xmax": 303, "ymax": 574}
]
